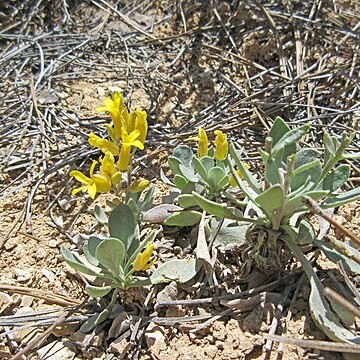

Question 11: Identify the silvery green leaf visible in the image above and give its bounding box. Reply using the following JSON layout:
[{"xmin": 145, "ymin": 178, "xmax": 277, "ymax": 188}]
[
  {"xmin": 85, "ymin": 285, "xmax": 112, "ymax": 298},
  {"xmin": 323, "ymin": 132, "xmax": 336, "ymax": 163},
  {"xmin": 192, "ymin": 156, "xmax": 208, "ymax": 182},
  {"xmin": 208, "ymin": 167, "xmax": 226, "ymax": 191},
  {"xmin": 322, "ymin": 164, "xmax": 351, "ymax": 192},
  {"xmin": 179, "ymin": 164, "xmax": 198, "ymax": 182},
  {"xmin": 268, "ymin": 117, "xmax": 296, "ymax": 160},
  {"xmin": 321, "ymin": 187, "xmax": 360, "ymax": 209},
  {"xmin": 108, "ymin": 204, "xmax": 136, "ymax": 249},
  {"xmin": 296, "ymin": 220, "xmax": 316, "ymax": 246},
  {"xmin": 61, "ymin": 246, "xmax": 98, "ymax": 276},
  {"xmin": 172, "ymin": 145, "xmax": 194, "ymax": 167},
  {"xmin": 217, "ymin": 174, "xmax": 229, "ymax": 189},
  {"xmin": 282, "ymin": 190, "xmax": 329, "ymax": 217},
  {"xmin": 271, "ymin": 124, "xmax": 310, "ymax": 157},
  {"xmin": 80, "ymin": 308, "xmax": 111, "ymax": 333},
  {"xmin": 268, "ymin": 117, "xmax": 290, "ymax": 142},
  {"xmin": 229, "ymin": 144, "xmax": 261, "ymax": 193},
  {"xmin": 168, "ymin": 156, "xmax": 182, "ymax": 175},
  {"xmin": 291, "ymin": 149, "xmax": 322, "ymax": 191},
  {"xmin": 174, "ymin": 174, "xmax": 188, "ymax": 190},
  {"xmin": 83, "ymin": 236, "xmax": 103, "ymax": 267},
  {"xmin": 143, "ymin": 204, "xmax": 182, "ymax": 223},
  {"xmin": 192, "ymin": 192, "xmax": 240, "ymax": 220},
  {"xmin": 95, "ymin": 238, "xmax": 125, "ymax": 277},
  {"xmin": 315, "ymin": 239, "xmax": 360, "ymax": 275},
  {"xmin": 178, "ymin": 194, "xmax": 198, "ymax": 208},
  {"xmin": 265, "ymin": 158, "xmax": 284, "ymax": 185},
  {"xmin": 164, "ymin": 210, "xmax": 202, "ymax": 226},
  {"xmin": 211, "ymin": 219, "xmax": 249, "ymax": 250},
  {"xmin": 160, "ymin": 168, "xmax": 174, "ymax": 186},
  {"xmin": 150, "ymin": 258, "xmax": 202, "ymax": 284},
  {"xmin": 94, "ymin": 205, "xmax": 108, "ymax": 225},
  {"xmin": 254, "ymin": 184, "xmax": 285, "ymax": 212},
  {"xmin": 283, "ymin": 235, "xmax": 360, "ymax": 345},
  {"xmin": 140, "ymin": 186, "xmax": 155, "ymax": 213},
  {"xmin": 200, "ymin": 156, "xmax": 215, "ymax": 173}
]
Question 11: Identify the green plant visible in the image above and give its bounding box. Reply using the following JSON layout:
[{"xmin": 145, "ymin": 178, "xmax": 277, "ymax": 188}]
[
  {"xmin": 192, "ymin": 117, "xmax": 360, "ymax": 345},
  {"xmin": 62, "ymin": 91, "xmax": 202, "ymax": 331}
]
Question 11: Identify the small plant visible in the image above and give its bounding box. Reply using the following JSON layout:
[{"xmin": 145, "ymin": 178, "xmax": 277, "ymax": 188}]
[
  {"xmin": 62, "ymin": 91, "xmax": 201, "ymax": 331},
  {"xmin": 190, "ymin": 117, "xmax": 360, "ymax": 345},
  {"xmin": 155, "ymin": 128, "xmax": 249, "ymax": 227}
]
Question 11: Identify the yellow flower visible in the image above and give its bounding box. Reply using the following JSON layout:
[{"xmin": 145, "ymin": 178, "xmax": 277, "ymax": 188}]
[
  {"xmin": 70, "ymin": 160, "xmax": 111, "ymax": 199},
  {"xmin": 197, "ymin": 128, "xmax": 209, "ymax": 158},
  {"xmin": 214, "ymin": 130, "xmax": 228, "ymax": 161},
  {"xmin": 96, "ymin": 91, "xmax": 129, "ymax": 140},
  {"xmin": 134, "ymin": 109, "xmax": 148, "ymax": 145},
  {"xmin": 187, "ymin": 128, "xmax": 209, "ymax": 158},
  {"xmin": 128, "ymin": 179, "xmax": 149, "ymax": 193},
  {"xmin": 117, "ymin": 128, "xmax": 145, "ymax": 171},
  {"xmin": 229, "ymin": 164, "xmax": 251, "ymax": 187},
  {"xmin": 88, "ymin": 132, "xmax": 119, "ymax": 156},
  {"xmin": 133, "ymin": 242, "xmax": 156, "ymax": 271},
  {"xmin": 99, "ymin": 151, "xmax": 117, "ymax": 179}
]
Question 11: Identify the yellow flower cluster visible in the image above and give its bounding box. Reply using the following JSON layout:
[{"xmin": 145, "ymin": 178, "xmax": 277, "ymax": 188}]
[
  {"xmin": 190, "ymin": 128, "xmax": 229, "ymax": 161},
  {"xmin": 70, "ymin": 91, "xmax": 149, "ymax": 199}
]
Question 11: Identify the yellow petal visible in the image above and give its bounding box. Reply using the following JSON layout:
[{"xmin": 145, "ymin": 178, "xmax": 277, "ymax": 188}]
[
  {"xmin": 88, "ymin": 183, "xmax": 97, "ymax": 199},
  {"xmin": 92, "ymin": 174, "xmax": 111, "ymax": 193},
  {"xmin": 100, "ymin": 151, "xmax": 117, "ymax": 178},
  {"xmin": 89, "ymin": 160, "xmax": 98, "ymax": 177},
  {"xmin": 131, "ymin": 140, "xmax": 144, "ymax": 150},
  {"xmin": 134, "ymin": 109, "xmax": 148, "ymax": 145},
  {"xmin": 213, "ymin": 130, "xmax": 228, "ymax": 161},
  {"xmin": 117, "ymin": 144, "xmax": 132, "ymax": 171},
  {"xmin": 71, "ymin": 185, "xmax": 88, "ymax": 196},
  {"xmin": 70, "ymin": 170, "xmax": 92, "ymax": 185},
  {"xmin": 198, "ymin": 128, "xmax": 208, "ymax": 158},
  {"xmin": 128, "ymin": 179, "xmax": 149, "ymax": 193},
  {"xmin": 133, "ymin": 242, "xmax": 155, "ymax": 271}
]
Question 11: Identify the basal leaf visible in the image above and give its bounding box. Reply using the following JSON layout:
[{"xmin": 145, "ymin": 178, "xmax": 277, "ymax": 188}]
[
  {"xmin": 83, "ymin": 236, "xmax": 104, "ymax": 267},
  {"xmin": 178, "ymin": 194, "xmax": 198, "ymax": 208},
  {"xmin": 315, "ymin": 239, "xmax": 360, "ymax": 275},
  {"xmin": 172, "ymin": 145, "xmax": 194, "ymax": 167},
  {"xmin": 61, "ymin": 246, "xmax": 98, "ymax": 276},
  {"xmin": 192, "ymin": 192, "xmax": 241, "ymax": 220},
  {"xmin": 108, "ymin": 204, "xmax": 136, "ymax": 249},
  {"xmin": 94, "ymin": 205, "xmax": 108, "ymax": 225},
  {"xmin": 85, "ymin": 285, "xmax": 112, "ymax": 298},
  {"xmin": 192, "ymin": 156, "xmax": 208, "ymax": 182},
  {"xmin": 143, "ymin": 204, "xmax": 181, "ymax": 223},
  {"xmin": 95, "ymin": 238, "xmax": 125, "ymax": 277},
  {"xmin": 283, "ymin": 190, "xmax": 329, "ymax": 217},
  {"xmin": 291, "ymin": 148, "xmax": 322, "ymax": 191},
  {"xmin": 321, "ymin": 187, "xmax": 360, "ymax": 209},
  {"xmin": 80, "ymin": 308, "xmax": 111, "ymax": 333},
  {"xmin": 322, "ymin": 164, "xmax": 351, "ymax": 193},
  {"xmin": 283, "ymin": 235, "xmax": 360, "ymax": 345},
  {"xmin": 164, "ymin": 210, "xmax": 202, "ymax": 226},
  {"xmin": 254, "ymin": 184, "xmax": 285, "ymax": 212},
  {"xmin": 271, "ymin": 124, "xmax": 309, "ymax": 157},
  {"xmin": 150, "ymin": 258, "xmax": 202, "ymax": 284},
  {"xmin": 179, "ymin": 164, "xmax": 198, "ymax": 182},
  {"xmin": 174, "ymin": 174, "xmax": 188, "ymax": 190}
]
